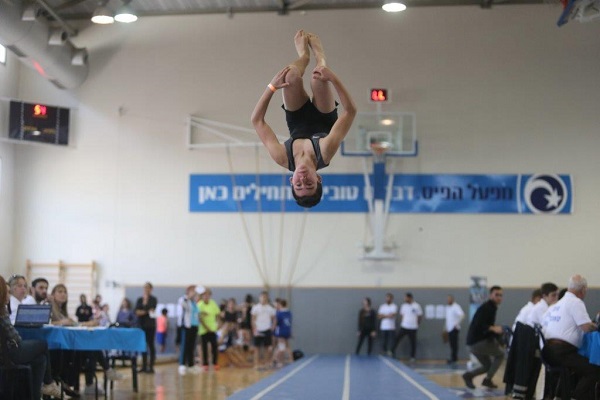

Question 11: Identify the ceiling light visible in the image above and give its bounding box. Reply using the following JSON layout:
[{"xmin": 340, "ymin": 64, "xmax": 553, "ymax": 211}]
[
  {"xmin": 382, "ymin": 2, "xmax": 407, "ymax": 12},
  {"xmin": 91, "ymin": 2, "xmax": 114, "ymax": 24},
  {"xmin": 115, "ymin": 1, "xmax": 138, "ymax": 23}
]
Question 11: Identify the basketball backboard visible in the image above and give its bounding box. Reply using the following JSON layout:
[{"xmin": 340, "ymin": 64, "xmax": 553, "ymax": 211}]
[{"xmin": 341, "ymin": 111, "xmax": 417, "ymax": 157}]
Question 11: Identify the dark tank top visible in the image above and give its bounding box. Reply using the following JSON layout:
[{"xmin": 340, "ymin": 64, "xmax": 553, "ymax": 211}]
[{"xmin": 284, "ymin": 132, "xmax": 329, "ymax": 172}]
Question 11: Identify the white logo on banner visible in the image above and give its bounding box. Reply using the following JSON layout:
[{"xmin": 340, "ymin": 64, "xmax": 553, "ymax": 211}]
[{"xmin": 524, "ymin": 174, "xmax": 568, "ymax": 214}]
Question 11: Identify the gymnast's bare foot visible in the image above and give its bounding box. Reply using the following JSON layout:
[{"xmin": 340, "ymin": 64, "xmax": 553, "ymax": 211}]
[
  {"xmin": 307, "ymin": 33, "xmax": 326, "ymax": 67},
  {"xmin": 291, "ymin": 30, "xmax": 310, "ymax": 75}
]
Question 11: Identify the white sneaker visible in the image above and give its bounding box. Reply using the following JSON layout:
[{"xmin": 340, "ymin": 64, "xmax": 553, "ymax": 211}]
[
  {"xmin": 188, "ymin": 365, "xmax": 202, "ymax": 374},
  {"xmin": 105, "ymin": 368, "xmax": 124, "ymax": 381},
  {"xmin": 178, "ymin": 365, "xmax": 187, "ymax": 375},
  {"xmin": 84, "ymin": 384, "xmax": 105, "ymax": 395},
  {"xmin": 41, "ymin": 382, "xmax": 64, "ymax": 398}
]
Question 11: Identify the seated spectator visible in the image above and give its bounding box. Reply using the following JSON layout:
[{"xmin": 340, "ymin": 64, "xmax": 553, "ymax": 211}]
[
  {"xmin": 116, "ymin": 298, "xmax": 137, "ymax": 327},
  {"xmin": 542, "ymin": 275, "xmax": 600, "ymax": 400},
  {"xmin": 7, "ymin": 274, "xmax": 35, "ymax": 324},
  {"xmin": 0, "ymin": 275, "xmax": 62, "ymax": 399},
  {"xmin": 23, "ymin": 277, "xmax": 50, "ymax": 305},
  {"xmin": 50, "ymin": 284, "xmax": 122, "ymax": 395},
  {"xmin": 219, "ymin": 298, "xmax": 240, "ymax": 349}
]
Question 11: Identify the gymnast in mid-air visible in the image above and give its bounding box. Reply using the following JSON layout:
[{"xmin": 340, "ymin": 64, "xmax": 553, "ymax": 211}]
[{"xmin": 251, "ymin": 30, "xmax": 357, "ymax": 208}]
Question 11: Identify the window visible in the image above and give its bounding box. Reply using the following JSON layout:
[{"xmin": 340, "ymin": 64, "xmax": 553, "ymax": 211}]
[{"xmin": 0, "ymin": 44, "xmax": 6, "ymax": 65}]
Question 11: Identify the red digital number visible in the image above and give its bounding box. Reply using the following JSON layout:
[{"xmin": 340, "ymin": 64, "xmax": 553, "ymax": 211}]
[
  {"xmin": 33, "ymin": 104, "xmax": 47, "ymax": 117},
  {"xmin": 370, "ymin": 89, "xmax": 388, "ymax": 102}
]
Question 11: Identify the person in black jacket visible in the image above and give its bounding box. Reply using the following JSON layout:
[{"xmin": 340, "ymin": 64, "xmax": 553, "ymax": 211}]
[
  {"xmin": 355, "ymin": 297, "xmax": 377, "ymax": 355},
  {"xmin": 135, "ymin": 282, "xmax": 158, "ymax": 373},
  {"xmin": 463, "ymin": 285, "xmax": 505, "ymax": 390}
]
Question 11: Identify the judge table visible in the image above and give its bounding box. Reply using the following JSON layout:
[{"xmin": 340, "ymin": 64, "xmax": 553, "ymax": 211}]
[{"xmin": 17, "ymin": 325, "xmax": 146, "ymax": 394}]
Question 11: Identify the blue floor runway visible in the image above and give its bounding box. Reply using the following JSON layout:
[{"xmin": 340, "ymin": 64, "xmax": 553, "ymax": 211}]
[{"xmin": 228, "ymin": 355, "xmax": 461, "ymax": 400}]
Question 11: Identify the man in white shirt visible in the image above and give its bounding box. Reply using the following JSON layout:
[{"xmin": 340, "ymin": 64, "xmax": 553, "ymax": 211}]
[
  {"xmin": 526, "ymin": 283, "xmax": 559, "ymax": 328},
  {"xmin": 542, "ymin": 275, "xmax": 599, "ymax": 400},
  {"xmin": 377, "ymin": 293, "xmax": 398, "ymax": 356},
  {"xmin": 512, "ymin": 289, "xmax": 541, "ymax": 330},
  {"xmin": 251, "ymin": 291, "xmax": 276, "ymax": 369},
  {"xmin": 505, "ymin": 283, "xmax": 558, "ymax": 399},
  {"xmin": 392, "ymin": 292, "xmax": 423, "ymax": 361},
  {"xmin": 444, "ymin": 295, "xmax": 465, "ymax": 365}
]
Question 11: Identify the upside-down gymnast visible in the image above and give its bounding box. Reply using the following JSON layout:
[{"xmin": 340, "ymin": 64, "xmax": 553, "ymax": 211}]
[{"xmin": 251, "ymin": 30, "xmax": 357, "ymax": 208}]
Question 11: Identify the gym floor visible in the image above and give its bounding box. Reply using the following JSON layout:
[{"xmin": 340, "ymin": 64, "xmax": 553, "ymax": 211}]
[{"xmin": 96, "ymin": 356, "xmax": 511, "ymax": 399}]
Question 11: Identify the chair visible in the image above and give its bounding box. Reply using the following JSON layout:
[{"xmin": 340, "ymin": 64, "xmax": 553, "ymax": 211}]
[
  {"xmin": 0, "ymin": 332, "xmax": 35, "ymax": 400},
  {"xmin": 534, "ymin": 324, "xmax": 573, "ymax": 400}
]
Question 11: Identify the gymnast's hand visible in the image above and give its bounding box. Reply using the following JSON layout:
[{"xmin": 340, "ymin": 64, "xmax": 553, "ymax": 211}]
[
  {"xmin": 270, "ymin": 66, "xmax": 290, "ymax": 90},
  {"xmin": 312, "ymin": 65, "xmax": 335, "ymax": 82}
]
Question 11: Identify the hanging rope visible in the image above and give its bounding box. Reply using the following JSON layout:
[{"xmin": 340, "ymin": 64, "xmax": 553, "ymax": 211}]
[
  {"xmin": 226, "ymin": 145, "xmax": 268, "ymax": 287},
  {"xmin": 286, "ymin": 209, "xmax": 308, "ymax": 286},
  {"xmin": 254, "ymin": 144, "xmax": 269, "ymax": 288},
  {"xmin": 275, "ymin": 173, "xmax": 287, "ymax": 299}
]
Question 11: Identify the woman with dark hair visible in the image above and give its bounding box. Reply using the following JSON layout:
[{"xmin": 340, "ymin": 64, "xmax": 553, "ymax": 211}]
[
  {"xmin": 0, "ymin": 275, "xmax": 62, "ymax": 398},
  {"xmin": 135, "ymin": 282, "xmax": 158, "ymax": 373},
  {"xmin": 239, "ymin": 294, "xmax": 254, "ymax": 351},
  {"xmin": 355, "ymin": 297, "xmax": 377, "ymax": 355}
]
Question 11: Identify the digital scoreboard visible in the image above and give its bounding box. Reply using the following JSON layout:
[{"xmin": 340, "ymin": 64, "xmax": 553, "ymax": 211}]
[{"xmin": 9, "ymin": 101, "xmax": 70, "ymax": 145}]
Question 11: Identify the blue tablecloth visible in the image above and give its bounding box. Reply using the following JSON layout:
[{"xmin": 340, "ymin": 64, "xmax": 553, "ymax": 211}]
[
  {"xmin": 579, "ymin": 331, "xmax": 600, "ymax": 366},
  {"xmin": 17, "ymin": 326, "xmax": 146, "ymax": 352}
]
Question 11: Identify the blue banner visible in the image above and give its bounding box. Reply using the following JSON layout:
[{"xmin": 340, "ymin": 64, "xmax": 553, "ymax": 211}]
[{"xmin": 189, "ymin": 173, "xmax": 573, "ymax": 214}]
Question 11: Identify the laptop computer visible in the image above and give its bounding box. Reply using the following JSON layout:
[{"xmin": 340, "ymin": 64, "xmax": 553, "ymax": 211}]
[{"xmin": 14, "ymin": 304, "xmax": 52, "ymax": 328}]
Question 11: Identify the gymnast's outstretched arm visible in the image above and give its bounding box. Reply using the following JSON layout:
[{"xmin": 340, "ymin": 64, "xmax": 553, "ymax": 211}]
[{"xmin": 251, "ymin": 66, "xmax": 290, "ymax": 168}]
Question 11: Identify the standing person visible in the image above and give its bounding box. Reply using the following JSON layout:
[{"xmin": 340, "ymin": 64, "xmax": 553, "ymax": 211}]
[
  {"xmin": 250, "ymin": 30, "xmax": 357, "ymax": 208},
  {"xmin": 198, "ymin": 288, "xmax": 220, "ymax": 371},
  {"xmin": 75, "ymin": 294, "xmax": 93, "ymax": 323},
  {"xmin": 542, "ymin": 275, "xmax": 599, "ymax": 400},
  {"xmin": 0, "ymin": 275, "xmax": 63, "ymax": 399},
  {"xmin": 175, "ymin": 289, "xmax": 188, "ymax": 353},
  {"xmin": 392, "ymin": 292, "xmax": 423, "ymax": 362},
  {"xmin": 355, "ymin": 297, "xmax": 377, "ymax": 356},
  {"xmin": 444, "ymin": 294, "xmax": 465, "ymax": 365},
  {"xmin": 462, "ymin": 285, "xmax": 505, "ymax": 390},
  {"xmin": 377, "ymin": 293, "xmax": 398, "ymax": 356},
  {"xmin": 135, "ymin": 282, "xmax": 158, "ymax": 373},
  {"xmin": 178, "ymin": 285, "xmax": 200, "ymax": 376},
  {"xmin": 156, "ymin": 308, "xmax": 169, "ymax": 353},
  {"xmin": 239, "ymin": 294, "xmax": 254, "ymax": 351},
  {"xmin": 251, "ymin": 291, "xmax": 276, "ymax": 369},
  {"xmin": 272, "ymin": 299, "xmax": 293, "ymax": 367}
]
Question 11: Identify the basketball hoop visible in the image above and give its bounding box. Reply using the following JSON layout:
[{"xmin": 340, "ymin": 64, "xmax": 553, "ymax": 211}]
[{"xmin": 370, "ymin": 141, "xmax": 392, "ymax": 156}]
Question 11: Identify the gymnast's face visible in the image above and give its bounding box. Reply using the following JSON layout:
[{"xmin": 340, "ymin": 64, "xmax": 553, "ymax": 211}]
[{"xmin": 290, "ymin": 165, "xmax": 321, "ymax": 197}]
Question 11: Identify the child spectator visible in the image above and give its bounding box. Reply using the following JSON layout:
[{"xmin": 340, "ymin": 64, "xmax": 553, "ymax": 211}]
[
  {"xmin": 272, "ymin": 299, "xmax": 293, "ymax": 367},
  {"xmin": 156, "ymin": 308, "xmax": 169, "ymax": 353}
]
